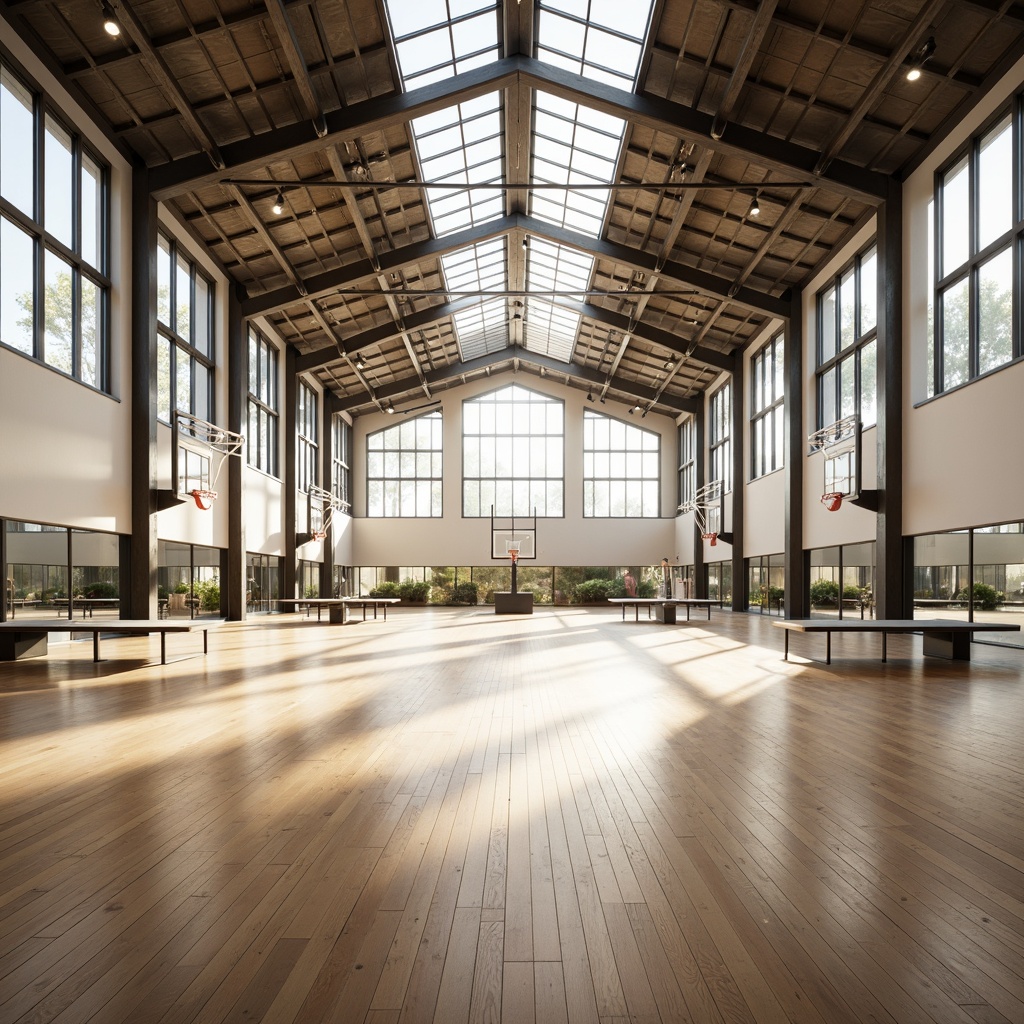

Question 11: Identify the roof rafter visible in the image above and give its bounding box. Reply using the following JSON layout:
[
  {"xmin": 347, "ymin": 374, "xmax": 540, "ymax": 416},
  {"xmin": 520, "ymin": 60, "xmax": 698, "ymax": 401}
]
[{"xmin": 150, "ymin": 56, "xmax": 888, "ymax": 202}]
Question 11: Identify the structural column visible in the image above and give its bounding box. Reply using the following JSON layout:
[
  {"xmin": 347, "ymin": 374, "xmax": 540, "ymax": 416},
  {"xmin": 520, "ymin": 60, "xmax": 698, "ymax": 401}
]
[
  {"xmin": 729, "ymin": 355, "xmax": 745, "ymax": 611},
  {"xmin": 226, "ymin": 286, "xmax": 247, "ymax": 620},
  {"xmin": 875, "ymin": 178, "xmax": 906, "ymax": 619},
  {"xmin": 129, "ymin": 165, "xmax": 158, "ymax": 620},
  {"xmin": 693, "ymin": 406, "xmax": 706, "ymax": 597},
  {"xmin": 321, "ymin": 395, "xmax": 337, "ymax": 597},
  {"xmin": 282, "ymin": 345, "xmax": 297, "ymax": 602},
  {"xmin": 784, "ymin": 288, "xmax": 806, "ymax": 617}
]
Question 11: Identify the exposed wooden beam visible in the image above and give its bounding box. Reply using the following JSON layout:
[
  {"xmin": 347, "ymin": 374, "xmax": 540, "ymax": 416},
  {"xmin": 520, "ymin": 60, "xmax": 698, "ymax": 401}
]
[
  {"xmin": 107, "ymin": 0, "xmax": 224, "ymax": 170},
  {"xmin": 263, "ymin": 0, "xmax": 328, "ymax": 138},
  {"xmin": 710, "ymin": 0, "xmax": 779, "ymax": 141}
]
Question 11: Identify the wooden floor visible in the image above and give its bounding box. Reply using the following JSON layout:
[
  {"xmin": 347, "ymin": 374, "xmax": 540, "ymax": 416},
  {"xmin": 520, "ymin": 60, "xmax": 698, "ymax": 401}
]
[{"xmin": 1, "ymin": 607, "xmax": 1023, "ymax": 1024}]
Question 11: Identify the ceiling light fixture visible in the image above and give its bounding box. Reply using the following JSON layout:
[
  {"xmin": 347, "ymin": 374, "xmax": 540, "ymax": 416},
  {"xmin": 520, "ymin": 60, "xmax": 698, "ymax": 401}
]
[
  {"xmin": 586, "ymin": 391, "xmax": 595, "ymax": 403},
  {"xmin": 749, "ymin": 193, "xmax": 761, "ymax": 217},
  {"xmin": 906, "ymin": 36, "xmax": 936, "ymax": 81},
  {"xmin": 385, "ymin": 403, "xmax": 395, "ymax": 414},
  {"xmin": 355, "ymin": 356, "xmax": 365, "ymax": 370},
  {"xmin": 101, "ymin": 2, "xmax": 120, "ymax": 36},
  {"xmin": 272, "ymin": 191, "xmax": 284, "ymax": 215},
  {"xmin": 522, "ymin": 235, "xmax": 529, "ymax": 250}
]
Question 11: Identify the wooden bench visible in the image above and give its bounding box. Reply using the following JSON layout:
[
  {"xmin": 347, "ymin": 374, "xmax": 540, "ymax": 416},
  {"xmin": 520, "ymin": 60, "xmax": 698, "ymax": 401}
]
[
  {"xmin": 774, "ymin": 618, "xmax": 1020, "ymax": 664},
  {"xmin": 278, "ymin": 597, "xmax": 400, "ymax": 624},
  {"xmin": 0, "ymin": 618, "xmax": 223, "ymax": 665},
  {"xmin": 341, "ymin": 597, "xmax": 400, "ymax": 622},
  {"xmin": 608, "ymin": 597, "xmax": 719, "ymax": 624},
  {"xmin": 50, "ymin": 597, "xmax": 120, "ymax": 618}
]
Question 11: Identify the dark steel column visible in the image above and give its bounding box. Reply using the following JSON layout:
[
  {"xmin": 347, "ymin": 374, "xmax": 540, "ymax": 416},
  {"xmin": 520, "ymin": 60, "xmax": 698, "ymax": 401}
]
[
  {"xmin": 784, "ymin": 288, "xmax": 806, "ymax": 618},
  {"xmin": 226, "ymin": 286, "xmax": 246, "ymax": 619},
  {"xmin": 282, "ymin": 345, "xmax": 297, "ymax": 602},
  {"xmin": 321, "ymin": 395, "xmax": 337, "ymax": 597},
  {"xmin": 729, "ymin": 356, "xmax": 745, "ymax": 611},
  {"xmin": 694, "ymin": 408, "xmax": 706, "ymax": 597},
  {"xmin": 876, "ymin": 178, "xmax": 906, "ymax": 619},
  {"xmin": 130, "ymin": 166, "xmax": 158, "ymax": 620}
]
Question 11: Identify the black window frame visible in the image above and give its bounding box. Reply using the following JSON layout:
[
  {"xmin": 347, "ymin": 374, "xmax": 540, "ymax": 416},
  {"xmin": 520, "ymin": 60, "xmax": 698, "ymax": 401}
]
[
  {"xmin": 332, "ymin": 415, "xmax": 352, "ymax": 513},
  {"xmin": 933, "ymin": 103, "xmax": 1020, "ymax": 395},
  {"xmin": 815, "ymin": 242, "xmax": 877, "ymax": 431},
  {"xmin": 156, "ymin": 230, "xmax": 215, "ymax": 425},
  {"xmin": 709, "ymin": 382, "xmax": 732, "ymax": 493},
  {"xmin": 246, "ymin": 325, "xmax": 279, "ymax": 476},
  {"xmin": 0, "ymin": 59, "xmax": 111, "ymax": 392},
  {"xmin": 296, "ymin": 380, "xmax": 319, "ymax": 494},
  {"xmin": 750, "ymin": 331, "xmax": 785, "ymax": 480},
  {"xmin": 366, "ymin": 410, "xmax": 443, "ymax": 518}
]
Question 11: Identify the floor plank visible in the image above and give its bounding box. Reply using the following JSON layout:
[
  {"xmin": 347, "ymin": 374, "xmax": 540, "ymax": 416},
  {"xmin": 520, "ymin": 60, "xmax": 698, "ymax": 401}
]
[{"xmin": 0, "ymin": 607, "xmax": 1022, "ymax": 1023}]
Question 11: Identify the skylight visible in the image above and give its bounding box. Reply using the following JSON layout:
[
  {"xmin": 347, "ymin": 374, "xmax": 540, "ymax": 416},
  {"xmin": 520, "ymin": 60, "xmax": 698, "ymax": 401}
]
[
  {"xmin": 388, "ymin": 0, "xmax": 500, "ymax": 88},
  {"xmin": 524, "ymin": 238, "xmax": 593, "ymax": 362},
  {"xmin": 411, "ymin": 94, "xmax": 504, "ymax": 236},
  {"xmin": 536, "ymin": 0, "xmax": 651, "ymax": 89},
  {"xmin": 531, "ymin": 93, "xmax": 623, "ymax": 236},
  {"xmin": 442, "ymin": 238, "xmax": 509, "ymax": 360}
]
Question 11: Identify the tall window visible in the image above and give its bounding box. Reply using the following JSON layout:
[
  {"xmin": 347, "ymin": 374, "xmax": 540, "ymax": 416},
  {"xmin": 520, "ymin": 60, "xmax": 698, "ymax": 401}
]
[
  {"xmin": 463, "ymin": 384, "xmax": 563, "ymax": 516},
  {"xmin": 247, "ymin": 327, "xmax": 278, "ymax": 476},
  {"xmin": 751, "ymin": 332, "xmax": 784, "ymax": 479},
  {"xmin": 583, "ymin": 410, "xmax": 659, "ymax": 516},
  {"xmin": 367, "ymin": 412, "xmax": 442, "ymax": 517},
  {"xmin": 0, "ymin": 63, "xmax": 110, "ymax": 390},
  {"xmin": 157, "ymin": 231, "xmax": 214, "ymax": 424},
  {"xmin": 678, "ymin": 418, "xmax": 695, "ymax": 509},
  {"xmin": 936, "ymin": 111, "xmax": 1016, "ymax": 393},
  {"xmin": 332, "ymin": 416, "xmax": 352, "ymax": 512},
  {"xmin": 296, "ymin": 381, "xmax": 318, "ymax": 493},
  {"xmin": 709, "ymin": 383, "xmax": 732, "ymax": 492},
  {"xmin": 817, "ymin": 243, "xmax": 876, "ymax": 429}
]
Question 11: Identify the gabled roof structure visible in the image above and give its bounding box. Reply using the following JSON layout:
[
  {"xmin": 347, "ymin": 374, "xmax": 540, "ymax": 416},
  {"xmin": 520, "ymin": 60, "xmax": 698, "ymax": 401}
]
[{"xmin": 8, "ymin": 0, "xmax": 1024, "ymax": 416}]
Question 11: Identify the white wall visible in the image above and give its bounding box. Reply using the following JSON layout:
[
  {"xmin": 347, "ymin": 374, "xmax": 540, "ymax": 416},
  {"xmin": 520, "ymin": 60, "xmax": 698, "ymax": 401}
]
[
  {"xmin": 902, "ymin": 52, "xmax": 1024, "ymax": 536},
  {"xmin": 798, "ymin": 220, "xmax": 881, "ymax": 551},
  {"xmin": 350, "ymin": 370, "xmax": 677, "ymax": 567},
  {"xmin": 0, "ymin": 25, "xmax": 132, "ymax": 533}
]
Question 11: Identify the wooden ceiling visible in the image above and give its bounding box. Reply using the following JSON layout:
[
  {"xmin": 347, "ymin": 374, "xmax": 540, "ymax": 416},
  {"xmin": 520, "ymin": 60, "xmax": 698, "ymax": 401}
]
[{"xmin": 5, "ymin": 0, "xmax": 1024, "ymax": 417}]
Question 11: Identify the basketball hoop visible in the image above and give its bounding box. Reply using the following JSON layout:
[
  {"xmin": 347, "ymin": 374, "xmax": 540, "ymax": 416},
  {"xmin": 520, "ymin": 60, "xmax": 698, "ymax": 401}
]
[
  {"xmin": 821, "ymin": 492, "xmax": 843, "ymax": 512},
  {"xmin": 702, "ymin": 532, "xmax": 718, "ymax": 546},
  {"xmin": 508, "ymin": 547, "xmax": 520, "ymax": 564},
  {"xmin": 190, "ymin": 488, "xmax": 217, "ymax": 511}
]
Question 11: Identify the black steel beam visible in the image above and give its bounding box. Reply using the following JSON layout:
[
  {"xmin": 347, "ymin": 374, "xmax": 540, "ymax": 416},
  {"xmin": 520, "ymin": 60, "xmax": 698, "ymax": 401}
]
[
  {"xmin": 519, "ymin": 214, "xmax": 791, "ymax": 319},
  {"xmin": 334, "ymin": 348, "xmax": 698, "ymax": 415},
  {"xmin": 150, "ymin": 57, "xmax": 888, "ymax": 204},
  {"xmin": 242, "ymin": 218, "xmax": 513, "ymax": 318},
  {"xmin": 294, "ymin": 297, "xmax": 480, "ymax": 373}
]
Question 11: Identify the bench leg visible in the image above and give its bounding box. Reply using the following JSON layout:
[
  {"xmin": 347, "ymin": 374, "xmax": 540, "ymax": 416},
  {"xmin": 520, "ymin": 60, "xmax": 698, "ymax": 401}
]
[
  {"xmin": 203, "ymin": 629, "xmax": 208, "ymax": 655},
  {"xmin": 784, "ymin": 631, "xmax": 789, "ymax": 661},
  {"xmin": 161, "ymin": 633, "xmax": 167, "ymax": 665},
  {"xmin": 705, "ymin": 604, "xmax": 711, "ymax": 620},
  {"xmin": 882, "ymin": 632, "xmax": 887, "ymax": 662},
  {"xmin": 93, "ymin": 633, "xmax": 101, "ymax": 662},
  {"xmin": 826, "ymin": 632, "xmax": 831, "ymax": 665},
  {"xmin": 922, "ymin": 630, "xmax": 972, "ymax": 660}
]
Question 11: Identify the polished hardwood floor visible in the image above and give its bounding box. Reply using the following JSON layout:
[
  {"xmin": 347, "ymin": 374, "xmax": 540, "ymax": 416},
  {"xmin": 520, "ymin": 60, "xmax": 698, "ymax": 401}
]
[{"xmin": 1, "ymin": 607, "xmax": 1023, "ymax": 1024}]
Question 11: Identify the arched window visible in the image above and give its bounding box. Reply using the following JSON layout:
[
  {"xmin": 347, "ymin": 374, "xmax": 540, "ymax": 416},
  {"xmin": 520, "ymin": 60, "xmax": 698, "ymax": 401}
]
[
  {"xmin": 583, "ymin": 410, "xmax": 660, "ymax": 517},
  {"xmin": 462, "ymin": 384, "xmax": 563, "ymax": 516},
  {"xmin": 367, "ymin": 411, "xmax": 443, "ymax": 517}
]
